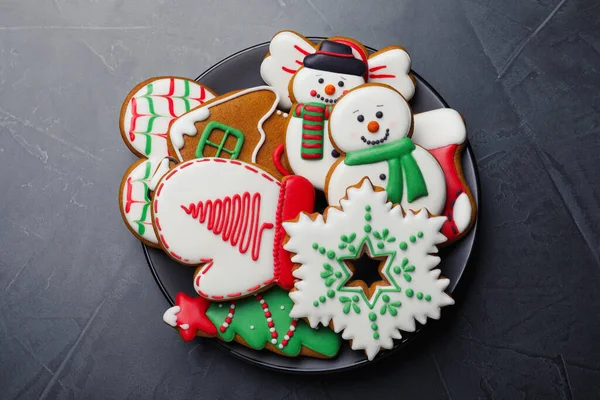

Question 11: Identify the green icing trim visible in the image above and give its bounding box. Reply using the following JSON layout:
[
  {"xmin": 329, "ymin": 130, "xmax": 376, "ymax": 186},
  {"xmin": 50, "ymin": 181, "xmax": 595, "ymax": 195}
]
[{"xmin": 195, "ymin": 121, "xmax": 245, "ymax": 159}]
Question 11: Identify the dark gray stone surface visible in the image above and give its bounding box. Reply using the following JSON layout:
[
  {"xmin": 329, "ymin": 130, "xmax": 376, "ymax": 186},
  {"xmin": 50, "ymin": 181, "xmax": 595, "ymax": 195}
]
[{"xmin": 0, "ymin": 0, "xmax": 599, "ymax": 398}]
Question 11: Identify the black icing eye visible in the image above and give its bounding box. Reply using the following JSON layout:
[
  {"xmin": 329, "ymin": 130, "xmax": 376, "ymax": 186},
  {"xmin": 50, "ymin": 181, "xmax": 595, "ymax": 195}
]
[
  {"xmin": 338, "ymin": 81, "xmax": 344, "ymax": 87},
  {"xmin": 379, "ymin": 174, "xmax": 386, "ymax": 180},
  {"xmin": 318, "ymin": 78, "xmax": 324, "ymax": 84},
  {"xmin": 376, "ymin": 111, "xmax": 383, "ymax": 119},
  {"xmin": 331, "ymin": 149, "xmax": 340, "ymax": 158},
  {"xmin": 357, "ymin": 115, "xmax": 364, "ymax": 122}
]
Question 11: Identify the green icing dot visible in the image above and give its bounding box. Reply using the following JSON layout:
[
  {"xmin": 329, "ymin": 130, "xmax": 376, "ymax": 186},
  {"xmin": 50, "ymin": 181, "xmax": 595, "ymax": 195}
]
[
  {"xmin": 377, "ymin": 242, "xmax": 384, "ymax": 249},
  {"xmin": 327, "ymin": 250, "xmax": 335, "ymax": 259},
  {"xmin": 409, "ymin": 235, "xmax": 416, "ymax": 243},
  {"xmin": 393, "ymin": 266, "xmax": 401, "ymax": 274},
  {"xmin": 312, "ymin": 243, "xmax": 319, "ymax": 249},
  {"xmin": 368, "ymin": 312, "xmax": 377, "ymax": 321},
  {"xmin": 365, "ymin": 213, "xmax": 372, "ymax": 221},
  {"xmin": 371, "ymin": 324, "xmax": 378, "ymax": 331},
  {"xmin": 425, "ymin": 295, "xmax": 432, "ymax": 302},
  {"xmin": 319, "ymin": 247, "xmax": 326, "ymax": 254},
  {"xmin": 364, "ymin": 225, "xmax": 372, "ymax": 233},
  {"xmin": 348, "ymin": 245, "xmax": 356, "ymax": 253},
  {"xmin": 373, "ymin": 332, "xmax": 380, "ymax": 339},
  {"xmin": 319, "ymin": 296, "xmax": 326, "ymax": 303},
  {"xmin": 417, "ymin": 292, "xmax": 424, "ymax": 300},
  {"xmin": 365, "ymin": 205, "xmax": 371, "ymax": 211},
  {"xmin": 352, "ymin": 295, "xmax": 359, "ymax": 302},
  {"xmin": 406, "ymin": 289, "xmax": 414, "ymax": 298},
  {"xmin": 417, "ymin": 231, "xmax": 424, "ymax": 238},
  {"xmin": 327, "ymin": 290, "xmax": 335, "ymax": 298},
  {"xmin": 382, "ymin": 294, "xmax": 390, "ymax": 302},
  {"xmin": 313, "ymin": 301, "xmax": 319, "ymax": 307},
  {"xmin": 335, "ymin": 271, "xmax": 343, "ymax": 278},
  {"xmin": 399, "ymin": 242, "xmax": 408, "ymax": 250}
]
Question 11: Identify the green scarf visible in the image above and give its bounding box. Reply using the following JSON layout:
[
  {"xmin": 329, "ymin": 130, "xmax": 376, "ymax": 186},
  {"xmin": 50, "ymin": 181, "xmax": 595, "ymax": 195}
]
[{"xmin": 344, "ymin": 138, "xmax": 428, "ymax": 204}]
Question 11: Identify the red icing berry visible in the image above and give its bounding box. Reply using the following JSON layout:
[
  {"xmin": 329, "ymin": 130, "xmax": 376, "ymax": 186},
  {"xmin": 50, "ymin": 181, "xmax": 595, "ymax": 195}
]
[
  {"xmin": 271, "ymin": 332, "xmax": 278, "ymax": 338},
  {"xmin": 310, "ymin": 89, "xmax": 317, "ymax": 97},
  {"xmin": 225, "ymin": 317, "xmax": 232, "ymax": 324},
  {"xmin": 265, "ymin": 311, "xmax": 272, "ymax": 318},
  {"xmin": 219, "ymin": 326, "xmax": 226, "ymax": 333},
  {"xmin": 282, "ymin": 340, "xmax": 289, "ymax": 346},
  {"xmin": 261, "ymin": 303, "xmax": 268, "ymax": 309},
  {"xmin": 268, "ymin": 321, "xmax": 275, "ymax": 328}
]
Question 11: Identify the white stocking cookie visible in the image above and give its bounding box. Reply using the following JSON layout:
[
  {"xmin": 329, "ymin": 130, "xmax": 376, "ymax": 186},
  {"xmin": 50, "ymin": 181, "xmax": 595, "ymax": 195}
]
[{"xmin": 284, "ymin": 179, "xmax": 454, "ymax": 360}]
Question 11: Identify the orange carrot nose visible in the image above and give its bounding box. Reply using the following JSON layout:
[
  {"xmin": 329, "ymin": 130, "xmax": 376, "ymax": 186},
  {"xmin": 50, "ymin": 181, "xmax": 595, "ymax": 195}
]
[
  {"xmin": 367, "ymin": 121, "xmax": 380, "ymax": 133},
  {"xmin": 324, "ymin": 84, "xmax": 336, "ymax": 95}
]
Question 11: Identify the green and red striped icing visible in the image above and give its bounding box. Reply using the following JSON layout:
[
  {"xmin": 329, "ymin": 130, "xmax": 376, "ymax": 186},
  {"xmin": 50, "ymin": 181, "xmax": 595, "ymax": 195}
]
[
  {"xmin": 293, "ymin": 102, "xmax": 333, "ymax": 160},
  {"xmin": 122, "ymin": 159, "xmax": 160, "ymax": 244},
  {"xmin": 123, "ymin": 78, "xmax": 215, "ymax": 159}
]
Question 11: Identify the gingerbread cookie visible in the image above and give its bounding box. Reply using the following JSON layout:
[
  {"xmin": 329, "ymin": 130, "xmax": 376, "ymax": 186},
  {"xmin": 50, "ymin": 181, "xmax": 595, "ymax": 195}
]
[
  {"xmin": 165, "ymin": 86, "xmax": 292, "ymax": 180},
  {"xmin": 261, "ymin": 32, "xmax": 416, "ymax": 190},
  {"xmin": 118, "ymin": 77, "xmax": 216, "ymax": 245},
  {"xmin": 284, "ymin": 178, "xmax": 454, "ymax": 360},
  {"xmin": 151, "ymin": 157, "xmax": 314, "ymax": 300},
  {"xmin": 325, "ymin": 83, "xmax": 476, "ymax": 243},
  {"xmin": 163, "ymin": 286, "xmax": 341, "ymax": 358}
]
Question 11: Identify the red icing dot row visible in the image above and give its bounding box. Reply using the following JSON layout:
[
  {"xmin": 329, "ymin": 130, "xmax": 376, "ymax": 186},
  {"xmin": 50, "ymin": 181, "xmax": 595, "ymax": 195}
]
[
  {"xmin": 219, "ymin": 303, "xmax": 236, "ymax": 333},
  {"xmin": 279, "ymin": 319, "xmax": 298, "ymax": 350}
]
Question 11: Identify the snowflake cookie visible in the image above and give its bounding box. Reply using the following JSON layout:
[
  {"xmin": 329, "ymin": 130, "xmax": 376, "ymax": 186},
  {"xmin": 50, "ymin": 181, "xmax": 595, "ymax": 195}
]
[{"xmin": 283, "ymin": 178, "xmax": 454, "ymax": 360}]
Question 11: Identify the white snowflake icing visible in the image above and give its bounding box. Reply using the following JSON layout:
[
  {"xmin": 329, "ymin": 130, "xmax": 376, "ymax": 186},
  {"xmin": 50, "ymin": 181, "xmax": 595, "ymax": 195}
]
[{"xmin": 283, "ymin": 179, "xmax": 454, "ymax": 360}]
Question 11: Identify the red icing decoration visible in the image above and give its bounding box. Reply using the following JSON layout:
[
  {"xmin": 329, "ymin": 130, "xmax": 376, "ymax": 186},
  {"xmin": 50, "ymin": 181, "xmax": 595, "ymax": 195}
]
[
  {"xmin": 124, "ymin": 177, "xmax": 145, "ymax": 214},
  {"xmin": 294, "ymin": 44, "xmax": 311, "ymax": 56},
  {"xmin": 181, "ymin": 192, "xmax": 274, "ymax": 261},
  {"xmin": 369, "ymin": 74, "xmax": 396, "ymax": 79},
  {"xmin": 428, "ymin": 144, "xmax": 470, "ymax": 241},
  {"xmin": 174, "ymin": 292, "xmax": 217, "ymax": 341},
  {"xmin": 282, "ymin": 66, "xmax": 296, "ymax": 74},
  {"xmin": 310, "ymin": 89, "xmax": 317, "ymax": 97},
  {"xmin": 273, "ymin": 144, "xmax": 292, "ymax": 177},
  {"xmin": 272, "ymin": 176, "xmax": 315, "ymax": 290}
]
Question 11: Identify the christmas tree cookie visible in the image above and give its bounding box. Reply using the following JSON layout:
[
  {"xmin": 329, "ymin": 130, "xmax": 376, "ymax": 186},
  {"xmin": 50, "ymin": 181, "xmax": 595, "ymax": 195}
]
[{"xmin": 163, "ymin": 286, "xmax": 341, "ymax": 358}]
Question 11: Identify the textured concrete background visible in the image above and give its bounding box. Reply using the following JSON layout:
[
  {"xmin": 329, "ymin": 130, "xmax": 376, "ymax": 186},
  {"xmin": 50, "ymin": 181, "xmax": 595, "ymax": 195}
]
[{"xmin": 1, "ymin": 0, "xmax": 599, "ymax": 398}]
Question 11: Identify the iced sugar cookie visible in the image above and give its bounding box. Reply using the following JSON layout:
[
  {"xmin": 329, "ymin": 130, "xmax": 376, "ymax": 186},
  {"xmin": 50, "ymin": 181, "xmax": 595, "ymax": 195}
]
[
  {"xmin": 261, "ymin": 32, "xmax": 416, "ymax": 190},
  {"xmin": 151, "ymin": 158, "xmax": 314, "ymax": 300},
  {"xmin": 325, "ymin": 84, "xmax": 447, "ymax": 216},
  {"xmin": 284, "ymin": 178, "xmax": 454, "ymax": 360},
  {"xmin": 163, "ymin": 286, "xmax": 341, "ymax": 358}
]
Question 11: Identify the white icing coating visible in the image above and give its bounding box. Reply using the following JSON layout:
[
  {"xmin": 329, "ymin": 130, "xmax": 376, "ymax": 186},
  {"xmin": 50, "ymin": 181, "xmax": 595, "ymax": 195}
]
[
  {"xmin": 291, "ymin": 68, "xmax": 365, "ymax": 105},
  {"xmin": 412, "ymin": 108, "xmax": 466, "ymax": 150},
  {"xmin": 163, "ymin": 306, "xmax": 180, "ymax": 327},
  {"xmin": 122, "ymin": 78, "xmax": 215, "ymax": 159},
  {"xmin": 284, "ymin": 180, "xmax": 453, "ymax": 360},
  {"xmin": 260, "ymin": 31, "xmax": 317, "ymax": 109},
  {"xmin": 169, "ymin": 86, "xmax": 279, "ymax": 164},
  {"xmin": 170, "ymin": 107, "xmax": 210, "ymax": 150},
  {"xmin": 367, "ymin": 48, "xmax": 415, "ymax": 101},
  {"xmin": 325, "ymin": 85, "xmax": 446, "ymax": 214},
  {"xmin": 329, "ymin": 85, "xmax": 412, "ymax": 153},
  {"xmin": 152, "ymin": 158, "xmax": 282, "ymax": 299},
  {"xmin": 148, "ymin": 157, "xmax": 172, "ymax": 192},
  {"xmin": 120, "ymin": 158, "xmax": 161, "ymax": 244},
  {"xmin": 453, "ymin": 193, "xmax": 472, "ymax": 233}
]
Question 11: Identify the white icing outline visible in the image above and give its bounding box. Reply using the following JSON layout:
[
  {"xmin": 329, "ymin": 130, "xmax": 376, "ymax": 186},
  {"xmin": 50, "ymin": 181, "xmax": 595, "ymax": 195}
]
[{"xmin": 169, "ymin": 86, "xmax": 280, "ymax": 163}]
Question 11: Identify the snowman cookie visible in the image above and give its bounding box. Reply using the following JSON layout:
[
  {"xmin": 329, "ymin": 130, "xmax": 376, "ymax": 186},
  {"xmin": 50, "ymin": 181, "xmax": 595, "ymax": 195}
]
[
  {"xmin": 118, "ymin": 77, "xmax": 216, "ymax": 246},
  {"xmin": 163, "ymin": 286, "xmax": 341, "ymax": 358},
  {"xmin": 284, "ymin": 178, "xmax": 454, "ymax": 360},
  {"xmin": 325, "ymin": 83, "xmax": 476, "ymax": 242},
  {"xmin": 151, "ymin": 158, "xmax": 315, "ymax": 300},
  {"xmin": 261, "ymin": 32, "xmax": 416, "ymax": 191},
  {"xmin": 326, "ymin": 84, "xmax": 447, "ymax": 216}
]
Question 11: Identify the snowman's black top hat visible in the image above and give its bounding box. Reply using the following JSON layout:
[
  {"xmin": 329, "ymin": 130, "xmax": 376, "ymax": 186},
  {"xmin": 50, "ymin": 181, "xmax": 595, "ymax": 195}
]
[{"xmin": 303, "ymin": 40, "xmax": 367, "ymax": 77}]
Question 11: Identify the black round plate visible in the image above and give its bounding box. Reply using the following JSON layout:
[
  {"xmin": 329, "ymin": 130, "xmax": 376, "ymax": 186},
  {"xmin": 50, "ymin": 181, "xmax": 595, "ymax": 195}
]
[{"xmin": 144, "ymin": 40, "xmax": 480, "ymax": 373}]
